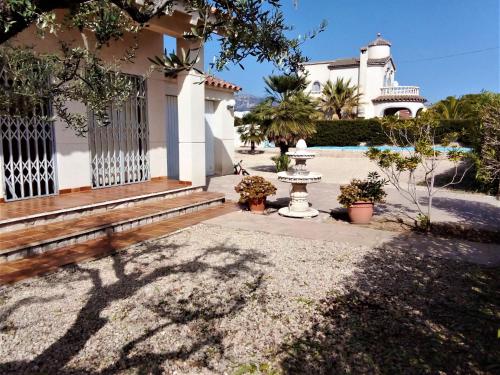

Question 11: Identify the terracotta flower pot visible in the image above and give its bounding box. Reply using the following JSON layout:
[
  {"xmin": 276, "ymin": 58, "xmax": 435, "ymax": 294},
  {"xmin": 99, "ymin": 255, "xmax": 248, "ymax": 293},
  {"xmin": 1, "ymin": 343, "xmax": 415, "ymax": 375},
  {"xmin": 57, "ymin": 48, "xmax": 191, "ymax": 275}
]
[
  {"xmin": 347, "ymin": 201, "xmax": 374, "ymax": 224},
  {"xmin": 248, "ymin": 197, "xmax": 266, "ymax": 214}
]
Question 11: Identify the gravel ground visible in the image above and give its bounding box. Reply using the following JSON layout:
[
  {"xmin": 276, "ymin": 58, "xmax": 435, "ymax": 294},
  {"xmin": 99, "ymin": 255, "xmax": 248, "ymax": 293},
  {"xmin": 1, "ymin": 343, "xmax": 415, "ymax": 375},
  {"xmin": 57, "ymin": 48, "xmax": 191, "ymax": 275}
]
[{"xmin": 0, "ymin": 224, "xmax": 372, "ymax": 375}]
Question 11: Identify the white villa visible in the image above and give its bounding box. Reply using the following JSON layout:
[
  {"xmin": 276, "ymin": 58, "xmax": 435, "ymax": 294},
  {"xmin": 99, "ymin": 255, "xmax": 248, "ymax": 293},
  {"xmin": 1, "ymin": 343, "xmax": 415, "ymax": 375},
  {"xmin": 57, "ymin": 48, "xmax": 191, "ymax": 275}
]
[
  {"xmin": 303, "ymin": 33, "xmax": 427, "ymax": 119},
  {"xmin": 0, "ymin": 5, "xmax": 240, "ymax": 203}
]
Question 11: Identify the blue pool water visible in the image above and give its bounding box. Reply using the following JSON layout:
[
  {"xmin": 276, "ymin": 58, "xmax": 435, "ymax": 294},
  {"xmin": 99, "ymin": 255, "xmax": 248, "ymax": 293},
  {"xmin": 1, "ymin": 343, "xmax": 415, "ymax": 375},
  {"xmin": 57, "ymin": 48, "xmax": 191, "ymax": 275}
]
[{"xmin": 308, "ymin": 145, "xmax": 472, "ymax": 152}]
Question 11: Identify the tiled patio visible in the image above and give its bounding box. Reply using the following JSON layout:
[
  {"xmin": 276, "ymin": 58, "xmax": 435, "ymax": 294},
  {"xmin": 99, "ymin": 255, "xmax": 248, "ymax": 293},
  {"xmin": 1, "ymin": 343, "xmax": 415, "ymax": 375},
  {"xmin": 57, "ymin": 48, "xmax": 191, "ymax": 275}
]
[
  {"xmin": 0, "ymin": 202, "xmax": 239, "ymax": 285},
  {"xmin": 0, "ymin": 179, "xmax": 190, "ymax": 222}
]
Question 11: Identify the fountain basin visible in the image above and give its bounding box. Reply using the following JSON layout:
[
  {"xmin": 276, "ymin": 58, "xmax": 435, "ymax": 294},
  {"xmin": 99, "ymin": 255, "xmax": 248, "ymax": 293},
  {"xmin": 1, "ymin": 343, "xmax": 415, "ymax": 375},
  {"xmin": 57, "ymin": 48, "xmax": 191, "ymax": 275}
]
[
  {"xmin": 285, "ymin": 151, "xmax": 317, "ymax": 160},
  {"xmin": 277, "ymin": 171, "xmax": 322, "ymax": 184}
]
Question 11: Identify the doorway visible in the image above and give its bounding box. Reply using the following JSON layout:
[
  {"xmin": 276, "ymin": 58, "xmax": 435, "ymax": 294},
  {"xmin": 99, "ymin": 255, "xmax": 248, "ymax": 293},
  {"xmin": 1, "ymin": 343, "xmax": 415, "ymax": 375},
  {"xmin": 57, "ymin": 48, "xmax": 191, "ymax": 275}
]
[{"xmin": 88, "ymin": 74, "xmax": 150, "ymax": 188}]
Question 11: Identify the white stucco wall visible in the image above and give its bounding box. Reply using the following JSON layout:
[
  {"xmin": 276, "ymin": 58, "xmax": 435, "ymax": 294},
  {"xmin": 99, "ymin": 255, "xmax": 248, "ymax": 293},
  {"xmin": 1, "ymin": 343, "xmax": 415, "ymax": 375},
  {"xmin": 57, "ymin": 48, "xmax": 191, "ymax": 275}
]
[
  {"xmin": 329, "ymin": 67, "xmax": 360, "ymax": 87},
  {"xmin": 303, "ymin": 63, "xmax": 331, "ymax": 97},
  {"xmin": 363, "ymin": 65, "xmax": 387, "ymax": 118}
]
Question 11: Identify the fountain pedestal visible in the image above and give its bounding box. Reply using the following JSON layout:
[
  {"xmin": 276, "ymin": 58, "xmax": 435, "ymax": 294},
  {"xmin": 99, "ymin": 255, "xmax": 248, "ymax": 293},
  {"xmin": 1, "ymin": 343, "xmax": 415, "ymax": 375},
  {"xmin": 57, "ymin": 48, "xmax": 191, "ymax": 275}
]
[{"xmin": 277, "ymin": 140, "xmax": 322, "ymax": 218}]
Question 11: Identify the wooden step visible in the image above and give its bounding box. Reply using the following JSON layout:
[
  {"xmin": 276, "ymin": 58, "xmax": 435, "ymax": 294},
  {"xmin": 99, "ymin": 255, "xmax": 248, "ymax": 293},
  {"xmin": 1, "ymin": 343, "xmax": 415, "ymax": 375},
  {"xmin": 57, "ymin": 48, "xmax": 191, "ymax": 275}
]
[
  {"xmin": 0, "ymin": 181, "xmax": 201, "ymax": 233},
  {"xmin": 0, "ymin": 202, "xmax": 239, "ymax": 285},
  {"xmin": 0, "ymin": 191, "xmax": 225, "ymax": 262}
]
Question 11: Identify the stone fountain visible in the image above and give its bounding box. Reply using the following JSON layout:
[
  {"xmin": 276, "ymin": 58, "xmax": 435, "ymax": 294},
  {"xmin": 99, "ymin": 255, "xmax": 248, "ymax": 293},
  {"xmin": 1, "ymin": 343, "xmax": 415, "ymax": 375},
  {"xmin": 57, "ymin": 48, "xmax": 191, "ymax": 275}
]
[{"xmin": 277, "ymin": 139, "xmax": 322, "ymax": 218}]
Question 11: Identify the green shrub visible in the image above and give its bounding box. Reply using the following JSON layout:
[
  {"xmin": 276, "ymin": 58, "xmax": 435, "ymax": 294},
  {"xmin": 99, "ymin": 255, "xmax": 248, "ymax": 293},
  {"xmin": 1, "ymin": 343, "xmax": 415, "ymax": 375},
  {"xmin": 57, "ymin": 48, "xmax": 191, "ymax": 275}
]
[
  {"xmin": 435, "ymin": 119, "xmax": 477, "ymax": 147},
  {"xmin": 271, "ymin": 154, "xmax": 291, "ymax": 172},
  {"xmin": 307, "ymin": 119, "xmax": 388, "ymax": 146},
  {"xmin": 337, "ymin": 172, "xmax": 388, "ymax": 207}
]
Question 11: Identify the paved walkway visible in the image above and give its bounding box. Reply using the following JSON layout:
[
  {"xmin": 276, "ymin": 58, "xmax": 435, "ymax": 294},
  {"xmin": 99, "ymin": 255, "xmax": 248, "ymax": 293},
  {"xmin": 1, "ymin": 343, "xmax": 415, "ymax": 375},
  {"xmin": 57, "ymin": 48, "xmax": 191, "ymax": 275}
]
[
  {"xmin": 205, "ymin": 211, "xmax": 500, "ymax": 266},
  {"xmin": 208, "ymin": 173, "xmax": 500, "ymax": 231}
]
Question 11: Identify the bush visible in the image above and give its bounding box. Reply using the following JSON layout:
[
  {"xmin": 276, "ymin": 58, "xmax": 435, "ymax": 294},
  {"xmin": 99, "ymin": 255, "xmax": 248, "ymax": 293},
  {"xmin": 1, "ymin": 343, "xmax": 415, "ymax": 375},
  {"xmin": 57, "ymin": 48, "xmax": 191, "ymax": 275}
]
[
  {"xmin": 435, "ymin": 119, "xmax": 477, "ymax": 147},
  {"xmin": 307, "ymin": 119, "xmax": 388, "ymax": 146},
  {"xmin": 307, "ymin": 119, "xmax": 478, "ymax": 147},
  {"xmin": 271, "ymin": 154, "xmax": 291, "ymax": 172}
]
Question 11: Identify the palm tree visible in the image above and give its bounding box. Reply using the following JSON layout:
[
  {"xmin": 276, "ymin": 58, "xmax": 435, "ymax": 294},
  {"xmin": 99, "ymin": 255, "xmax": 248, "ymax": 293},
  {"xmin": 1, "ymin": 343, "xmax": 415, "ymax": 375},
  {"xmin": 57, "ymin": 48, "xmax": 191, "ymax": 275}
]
[
  {"xmin": 318, "ymin": 78, "xmax": 362, "ymax": 120},
  {"xmin": 433, "ymin": 96, "xmax": 463, "ymax": 119},
  {"xmin": 254, "ymin": 74, "xmax": 317, "ymax": 154},
  {"xmin": 264, "ymin": 74, "xmax": 308, "ymax": 102},
  {"xmin": 237, "ymin": 113, "xmax": 266, "ymax": 153}
]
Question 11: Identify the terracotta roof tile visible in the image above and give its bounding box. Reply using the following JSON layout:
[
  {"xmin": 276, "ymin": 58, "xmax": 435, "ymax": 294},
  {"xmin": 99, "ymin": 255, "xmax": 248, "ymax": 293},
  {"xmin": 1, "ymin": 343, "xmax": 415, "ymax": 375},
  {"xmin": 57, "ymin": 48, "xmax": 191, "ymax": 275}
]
[
  {"xmin": 368, "ymin": 33, "xmax": 392, "ymax": 47},
  {"xmin": 326, "ymin": 56, "xmax": 393, "ymax": 69},
  {"xmin": 205, "ymin": 76, "xmax": 242, "ymax": 91},
  {"xmin": 372, "ymin": 95, "xmax": 427, "ymax": 103}
]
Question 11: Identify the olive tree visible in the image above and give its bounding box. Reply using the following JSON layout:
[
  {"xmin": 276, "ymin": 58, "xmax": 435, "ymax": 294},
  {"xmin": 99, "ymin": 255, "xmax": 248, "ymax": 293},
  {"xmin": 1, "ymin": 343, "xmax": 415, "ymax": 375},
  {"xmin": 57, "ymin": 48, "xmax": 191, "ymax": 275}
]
[{"xmin": 0, "ymin": 0, "xmax": 326, "ymax": 134}]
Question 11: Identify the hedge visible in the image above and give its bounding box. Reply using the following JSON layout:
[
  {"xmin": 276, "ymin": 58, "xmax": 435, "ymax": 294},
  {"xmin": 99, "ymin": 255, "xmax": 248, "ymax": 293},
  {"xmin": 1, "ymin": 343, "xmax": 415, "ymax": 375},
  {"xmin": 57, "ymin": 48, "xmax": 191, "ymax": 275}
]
[
  {"xmin": 307, "ymin": 119, "xmax": 477, "ymax": 147},
  {"xmin": 307, "ymin": 119, "xmax": 388, "ymax": 147},
  {"xmin": 435, "ymin": 119, "xmax": 477, "ymax": 147}
]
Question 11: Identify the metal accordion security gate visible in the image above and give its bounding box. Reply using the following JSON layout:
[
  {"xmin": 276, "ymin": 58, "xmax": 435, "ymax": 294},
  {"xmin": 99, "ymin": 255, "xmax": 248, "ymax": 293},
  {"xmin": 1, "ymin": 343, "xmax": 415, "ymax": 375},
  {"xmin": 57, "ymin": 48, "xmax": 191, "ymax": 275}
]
[
  {"xmin": 0, "ymin": 64, "xmax": 58, "ymax": 201},
  {"xmin": 89, "ymin": 74, "xmax": 150, "ymax": 188}
]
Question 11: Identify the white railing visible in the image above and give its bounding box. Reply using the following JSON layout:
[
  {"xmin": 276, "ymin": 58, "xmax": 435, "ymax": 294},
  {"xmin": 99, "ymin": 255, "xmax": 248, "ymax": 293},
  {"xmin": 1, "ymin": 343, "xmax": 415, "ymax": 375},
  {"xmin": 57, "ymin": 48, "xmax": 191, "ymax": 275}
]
[{"xmin": 380, "ymin": 86, "xmax": 420, "ymax": 96}]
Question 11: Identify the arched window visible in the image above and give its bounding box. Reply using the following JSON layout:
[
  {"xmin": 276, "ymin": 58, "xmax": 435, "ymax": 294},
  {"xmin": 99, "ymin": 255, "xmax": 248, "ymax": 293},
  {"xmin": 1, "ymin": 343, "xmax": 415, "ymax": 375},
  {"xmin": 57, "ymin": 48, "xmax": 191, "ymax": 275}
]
[
  {"xmin": 387, "ymin": 71, "xmax": 393, "ymax": 86},
  {"xmin": 312, "ymin": 81, "xmax": 321, "ymax": 93}
]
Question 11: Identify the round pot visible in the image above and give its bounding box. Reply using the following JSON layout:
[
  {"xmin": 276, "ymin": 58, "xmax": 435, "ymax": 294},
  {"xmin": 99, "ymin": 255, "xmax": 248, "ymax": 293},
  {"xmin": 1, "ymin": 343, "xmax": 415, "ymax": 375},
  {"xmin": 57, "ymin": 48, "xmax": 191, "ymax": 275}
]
[
  {"xmin": 248, "ymin": 197, "xmax": 266, "ymax": 214},
  {"xmin": 347, "ymin": 202, "xmax": 374, "ymax": 224}
]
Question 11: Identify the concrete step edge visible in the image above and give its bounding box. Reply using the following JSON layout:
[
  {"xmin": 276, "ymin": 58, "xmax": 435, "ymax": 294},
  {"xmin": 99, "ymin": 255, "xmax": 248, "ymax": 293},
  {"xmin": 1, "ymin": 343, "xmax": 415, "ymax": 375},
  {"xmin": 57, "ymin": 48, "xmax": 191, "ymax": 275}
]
[{"xmin": 0, "ymin": 196, "xmax": 225, "ymax": 259}]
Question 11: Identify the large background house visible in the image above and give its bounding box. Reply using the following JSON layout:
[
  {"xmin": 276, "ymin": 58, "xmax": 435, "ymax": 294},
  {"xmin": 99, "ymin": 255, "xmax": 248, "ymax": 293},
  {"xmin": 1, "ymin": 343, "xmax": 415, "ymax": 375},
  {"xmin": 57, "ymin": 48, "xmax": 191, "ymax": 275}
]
[
  {"xmin": 0, "ymin": 6, "xmax": 240, "ymax": 202},
  {"xmin": 303, "ymin": 33, "xmax": 427, "ymax": 119}
]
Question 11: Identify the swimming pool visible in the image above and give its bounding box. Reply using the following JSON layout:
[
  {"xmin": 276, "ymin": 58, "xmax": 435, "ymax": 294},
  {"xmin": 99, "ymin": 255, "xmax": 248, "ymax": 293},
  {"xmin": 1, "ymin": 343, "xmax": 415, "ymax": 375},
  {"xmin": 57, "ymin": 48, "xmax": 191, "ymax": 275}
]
[{"xmin": 308, "ymin": 145, "xmax": 472, "ymax": 152}]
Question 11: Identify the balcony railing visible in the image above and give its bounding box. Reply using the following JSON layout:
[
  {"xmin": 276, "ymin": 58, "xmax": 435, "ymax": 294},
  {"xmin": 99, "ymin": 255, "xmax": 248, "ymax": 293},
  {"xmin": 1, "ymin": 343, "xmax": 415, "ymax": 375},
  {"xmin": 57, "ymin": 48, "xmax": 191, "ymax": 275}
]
[{"xmin": 380, "ymin": 86, "xmax": 420, "ymax": 96}]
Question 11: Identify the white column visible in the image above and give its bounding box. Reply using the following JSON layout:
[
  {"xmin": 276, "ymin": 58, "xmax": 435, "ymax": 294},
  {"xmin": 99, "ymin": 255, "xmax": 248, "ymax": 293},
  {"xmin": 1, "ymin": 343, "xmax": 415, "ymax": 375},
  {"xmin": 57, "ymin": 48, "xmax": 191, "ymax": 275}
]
[
  {"xmin": 176, "ymin": 38, "xmax": 206, "ymax": 186},
  {"xmin": 358, "ymin": 48, "xmax": 370, "ymax": 118}
]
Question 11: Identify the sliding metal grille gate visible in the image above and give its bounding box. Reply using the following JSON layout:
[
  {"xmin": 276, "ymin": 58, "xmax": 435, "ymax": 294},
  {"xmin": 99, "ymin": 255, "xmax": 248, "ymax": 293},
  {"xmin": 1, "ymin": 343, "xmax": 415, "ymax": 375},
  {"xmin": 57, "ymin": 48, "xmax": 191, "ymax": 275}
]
[
  {"xmin": 89, "ymin": 74, "xmax": 150, "ymax": 188},
  {"xmin": 0, "ymin": 64, "xmax": 57, "ymax": 201}
]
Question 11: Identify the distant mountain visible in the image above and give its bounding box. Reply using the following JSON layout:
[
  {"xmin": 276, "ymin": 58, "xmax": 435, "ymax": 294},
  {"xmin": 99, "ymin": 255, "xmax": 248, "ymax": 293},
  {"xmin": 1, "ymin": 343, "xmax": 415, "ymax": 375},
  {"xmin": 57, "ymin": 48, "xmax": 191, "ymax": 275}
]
[{"xmin": 235, "ymin": 92, "xmax": 265, "ymax": 112}]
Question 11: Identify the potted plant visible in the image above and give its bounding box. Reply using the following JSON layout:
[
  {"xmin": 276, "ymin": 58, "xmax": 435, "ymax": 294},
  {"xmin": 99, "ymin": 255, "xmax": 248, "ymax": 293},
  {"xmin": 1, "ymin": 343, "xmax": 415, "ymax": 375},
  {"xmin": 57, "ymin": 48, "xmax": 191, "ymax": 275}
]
[
  {"xmin": 337, "ymin": 172, "xmax": 387, "ymax": 224},
  {"xmin": 234, "ymin": 176, "xmax": 277, "ymax": 213}
]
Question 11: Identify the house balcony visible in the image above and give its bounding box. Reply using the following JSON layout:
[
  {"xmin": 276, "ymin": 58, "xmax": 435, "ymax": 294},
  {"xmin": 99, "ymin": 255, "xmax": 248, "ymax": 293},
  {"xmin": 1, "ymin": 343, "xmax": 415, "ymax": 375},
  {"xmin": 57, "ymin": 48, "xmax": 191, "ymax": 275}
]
[
  {"xmin": 373, "ymin": 86, "xmax": 426, "ymax": 105},
  {"xmin": 380, "ymin": 86, "xmax": 420, "ymax": 96}
]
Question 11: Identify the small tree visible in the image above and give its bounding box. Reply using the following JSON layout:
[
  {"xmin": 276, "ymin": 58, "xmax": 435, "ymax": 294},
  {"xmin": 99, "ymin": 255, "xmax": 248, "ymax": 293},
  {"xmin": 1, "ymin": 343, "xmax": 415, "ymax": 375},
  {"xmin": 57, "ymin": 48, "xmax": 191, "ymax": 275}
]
[
  {"xmin": 237, "ymin": 113, "xmax": 266, "ymax": 153},
  {"xmin": 366, "ymin": 112, "xmax": 473, "ymax": 230}
]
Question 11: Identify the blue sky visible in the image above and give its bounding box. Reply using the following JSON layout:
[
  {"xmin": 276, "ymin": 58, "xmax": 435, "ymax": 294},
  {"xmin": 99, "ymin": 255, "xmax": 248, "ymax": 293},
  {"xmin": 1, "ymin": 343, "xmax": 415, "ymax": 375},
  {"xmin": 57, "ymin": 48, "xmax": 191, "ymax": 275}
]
[{"xmin": 165, "ymin": 0, "xmax": 499, "ymax": 103}]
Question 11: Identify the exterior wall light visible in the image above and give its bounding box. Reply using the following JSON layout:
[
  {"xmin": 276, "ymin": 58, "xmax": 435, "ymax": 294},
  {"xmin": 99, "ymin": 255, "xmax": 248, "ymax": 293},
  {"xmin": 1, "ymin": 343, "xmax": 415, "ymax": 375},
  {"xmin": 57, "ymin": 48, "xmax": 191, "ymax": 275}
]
[{"xmin": 226, "ymin": 99, "xmax": 236, "ymax": 110}]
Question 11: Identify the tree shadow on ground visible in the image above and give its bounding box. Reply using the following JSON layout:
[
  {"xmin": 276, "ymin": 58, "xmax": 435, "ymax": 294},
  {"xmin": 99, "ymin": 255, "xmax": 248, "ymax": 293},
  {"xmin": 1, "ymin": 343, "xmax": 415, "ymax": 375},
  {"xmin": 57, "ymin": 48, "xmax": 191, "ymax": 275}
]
[
  {"xmin": 0, "ymin": 233, "xmax": 270, "ymax": 375},
  {"xmin": 279, "ymin": 233, "xmax": 500, "ymax": 374},
  {"xmin": 329, "ymin": 203, "xmax": 417, "ymax": 225},
  {"xmin": 249, "ymin": 165, "xmax": 277, "ymax": 173},
  {"xmin": 430, "ymin": 161, "xmax": 488, "ymax": 193},
  {"xmin": 236, "ymin": 149, "xmax": 265, "ymax": 155},
  {"xmin": 429, "ymin": 197, "xmax": 500, "ymax": 229}
]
